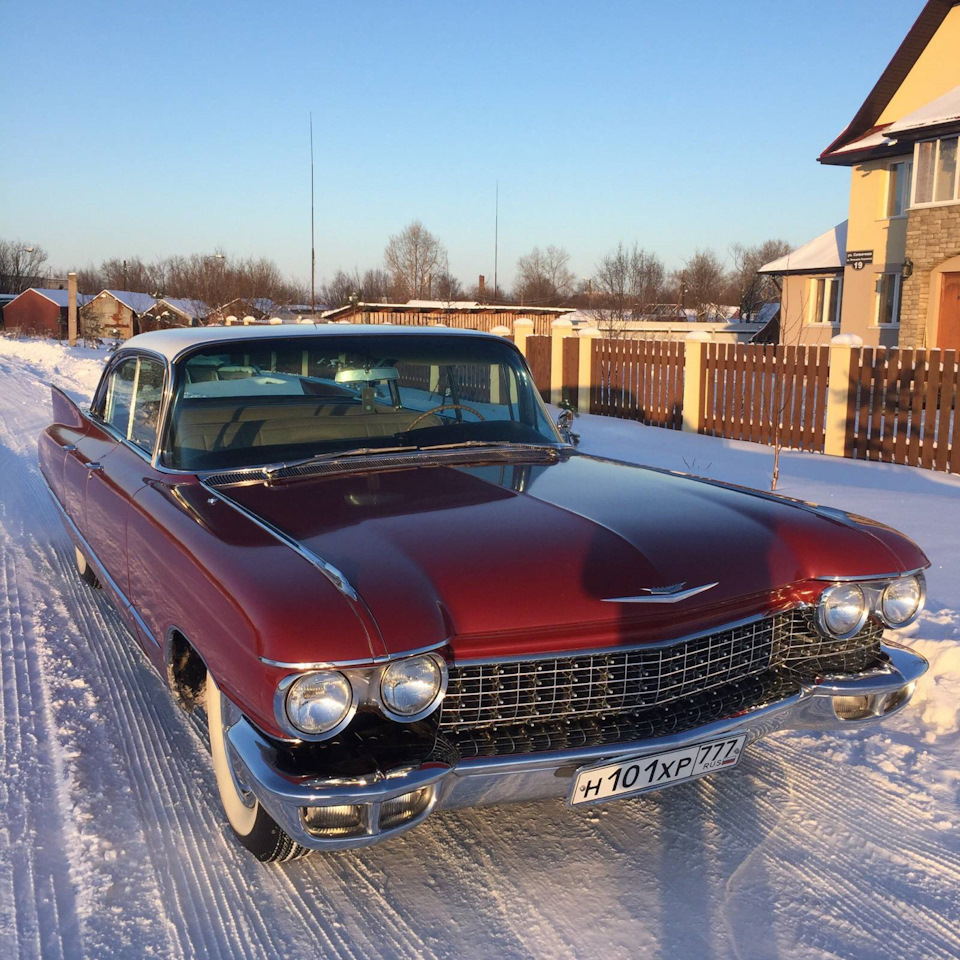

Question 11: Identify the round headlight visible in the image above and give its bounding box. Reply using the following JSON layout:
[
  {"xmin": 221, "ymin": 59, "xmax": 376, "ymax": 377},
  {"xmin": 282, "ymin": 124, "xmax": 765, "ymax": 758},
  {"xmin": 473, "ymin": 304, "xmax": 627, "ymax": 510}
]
[
  {"xmin": 285, "ymin": 671, "xmax": 353, "ymax": 736},
  {"xmin": 881, "ymin": 575, "xmax": 923, "ymax": 626},
  {"xmin": 380, "ymin": 654, "xmax": 446, "ymax": 720},
  {"xmin": 818, "ymin": 583, "xmax": 868, "ymax": 638}
]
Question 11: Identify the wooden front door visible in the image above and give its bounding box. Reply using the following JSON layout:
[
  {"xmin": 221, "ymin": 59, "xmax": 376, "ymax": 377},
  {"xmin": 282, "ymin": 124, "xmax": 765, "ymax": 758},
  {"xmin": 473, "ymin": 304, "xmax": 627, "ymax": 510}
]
[{"xmin": 938, "ymin": 273, "xmax": 960, "ymax": 350}]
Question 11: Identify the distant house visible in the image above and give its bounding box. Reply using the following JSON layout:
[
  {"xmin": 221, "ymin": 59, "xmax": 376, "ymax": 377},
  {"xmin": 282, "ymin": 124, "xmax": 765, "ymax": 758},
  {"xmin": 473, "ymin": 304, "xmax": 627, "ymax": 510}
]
[
  {"xmin": 322, "ymin": 300, "xmax": 574, "ymax": 336},
  {"xmin": 2, "ymin": 288, "xmax": 93, "ymax": 337},
  {"xmin": 139, "ymin": 297, "xmax": 209, "ymax": 332},
  {"xmin": 207, "ymin": 298, "xmax": 278, "ymax": 325},
  {"xmin": 761, "ymin": 0, "xmax": 960, "ymax": 348},
  {"xmin": 759, "ymin": 223, "xmax": 848, "ymax": 346},
  {"xmin": 80, "ymin": 290, "xmax": 158, "ymax": 339}
]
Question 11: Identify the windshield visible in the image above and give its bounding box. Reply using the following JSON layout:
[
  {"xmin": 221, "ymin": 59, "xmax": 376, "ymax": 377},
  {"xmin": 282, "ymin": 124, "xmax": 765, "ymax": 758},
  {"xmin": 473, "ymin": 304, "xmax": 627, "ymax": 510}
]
[{"xmin": 163, "ymin": 333, "xmax": 559, "ymax": 470}]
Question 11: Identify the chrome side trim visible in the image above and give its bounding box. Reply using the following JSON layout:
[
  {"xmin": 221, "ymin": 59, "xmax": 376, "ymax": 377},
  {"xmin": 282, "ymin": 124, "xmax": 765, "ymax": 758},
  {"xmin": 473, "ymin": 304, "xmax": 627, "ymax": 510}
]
[
  {"xmin": 813, "ymin": 567, "xmax": 927, "ymax": 582},
  {"xmin": 41, "ymin": 473, "xmax": 159, "ymax": 647},
  {"xmin": 260, "ymin": 638, "xmax": 450, "ymax": 670},
  {"xmin": 199, "ymin": 480, "xmax": 360, "ymax": 602},
  {"xmin": 603, "ymin": 582, "xmax": 719, "ymax": 604}
]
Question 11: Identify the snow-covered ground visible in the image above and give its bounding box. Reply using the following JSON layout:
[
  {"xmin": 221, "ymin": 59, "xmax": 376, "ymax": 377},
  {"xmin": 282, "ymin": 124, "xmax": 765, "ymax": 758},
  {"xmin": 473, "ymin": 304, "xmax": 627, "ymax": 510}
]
[{"xmin": 1, "ymin": 335, "xmax": 958, "ymax": 960}]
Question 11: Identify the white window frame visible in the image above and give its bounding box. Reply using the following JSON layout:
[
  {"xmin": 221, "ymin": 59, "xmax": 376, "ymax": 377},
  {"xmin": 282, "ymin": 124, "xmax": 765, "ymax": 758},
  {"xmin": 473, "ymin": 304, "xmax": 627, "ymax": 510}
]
[
  {"xmin": 875, "ymin": 272, "xmax": 902, "ymax": 326},
  {"xmin": 911, "ymin": 136, "xmax": 960, "ymax": 208},
  {"xmin": 808, "ymin": 276, "xmax": 843, "ymax": 325},
  {"xmin": 885, "ymin": 158, "xmax": 912, "ymax": 218}
]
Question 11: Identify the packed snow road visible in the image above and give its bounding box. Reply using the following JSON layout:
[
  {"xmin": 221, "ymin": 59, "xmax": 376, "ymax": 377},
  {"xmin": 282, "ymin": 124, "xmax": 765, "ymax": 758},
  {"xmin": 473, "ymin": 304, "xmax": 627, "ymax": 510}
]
[{"xmin": 1, "ymin": 337, "xmax": 959, "ymax": 960}]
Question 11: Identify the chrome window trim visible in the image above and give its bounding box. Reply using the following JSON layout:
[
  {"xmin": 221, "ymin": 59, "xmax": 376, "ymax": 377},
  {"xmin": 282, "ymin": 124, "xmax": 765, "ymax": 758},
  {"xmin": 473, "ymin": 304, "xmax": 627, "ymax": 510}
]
[{"xmin": 41, "ymin": 473, "xmax": 159, "ymax": 647}]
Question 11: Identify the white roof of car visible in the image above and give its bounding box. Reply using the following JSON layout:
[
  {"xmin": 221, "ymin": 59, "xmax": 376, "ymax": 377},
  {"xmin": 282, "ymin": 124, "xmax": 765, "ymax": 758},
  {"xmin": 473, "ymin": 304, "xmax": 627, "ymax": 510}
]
[{"xmin": 123, "ymin": 322, "xmax": 504, "ymax": 362}]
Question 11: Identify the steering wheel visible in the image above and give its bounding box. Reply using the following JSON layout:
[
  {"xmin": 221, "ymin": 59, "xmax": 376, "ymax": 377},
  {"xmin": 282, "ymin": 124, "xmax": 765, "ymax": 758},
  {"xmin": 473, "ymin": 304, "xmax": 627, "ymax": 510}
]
[{"xmin": 407, "ymin": 403, "xmax": 487, "ymax": 430}]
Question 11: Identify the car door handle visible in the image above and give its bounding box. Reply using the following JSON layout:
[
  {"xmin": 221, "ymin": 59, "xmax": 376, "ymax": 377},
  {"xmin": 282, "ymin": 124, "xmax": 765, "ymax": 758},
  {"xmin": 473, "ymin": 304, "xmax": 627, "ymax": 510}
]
[
  {"xmin": 61, "ymin": 443, "xmax": 77, "ymax": 452},
  {"xmin": 85, "ymin": 462, "xmax": 103, "ymax": 471}
]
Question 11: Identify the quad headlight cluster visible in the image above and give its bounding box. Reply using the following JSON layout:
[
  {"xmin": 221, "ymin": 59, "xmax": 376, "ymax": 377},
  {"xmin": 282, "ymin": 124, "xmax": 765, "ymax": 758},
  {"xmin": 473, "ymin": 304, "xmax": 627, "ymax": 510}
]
[
  {"xmin": 816, "ymin": 573, "xmax": 925, "ymax": 639},
  {"xmin": 278, "ymin": 652, "xmax": 448, "ymax": 740}
]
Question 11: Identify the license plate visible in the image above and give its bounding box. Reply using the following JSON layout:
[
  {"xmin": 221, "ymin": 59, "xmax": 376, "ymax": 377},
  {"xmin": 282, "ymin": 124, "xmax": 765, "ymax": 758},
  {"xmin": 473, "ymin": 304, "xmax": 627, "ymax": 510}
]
[{"xmin": 568, "ymin": 734, "xmax": 747, "ymax": 806}]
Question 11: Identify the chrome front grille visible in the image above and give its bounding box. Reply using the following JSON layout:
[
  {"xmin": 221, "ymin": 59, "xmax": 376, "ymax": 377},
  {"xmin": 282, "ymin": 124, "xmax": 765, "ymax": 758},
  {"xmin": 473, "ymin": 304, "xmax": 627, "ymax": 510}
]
[
  {"xmin": 441, "ymin": 616, "xmax": 778, "ymax": 731},
  {"xmin": 439, "ymin": 611, "xmax": 883, "ymax": 734}
]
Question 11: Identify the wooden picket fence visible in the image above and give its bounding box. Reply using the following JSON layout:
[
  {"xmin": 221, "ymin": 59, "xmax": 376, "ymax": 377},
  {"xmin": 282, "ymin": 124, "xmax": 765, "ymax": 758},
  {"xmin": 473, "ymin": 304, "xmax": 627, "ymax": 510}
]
[
  {"xmin": 701, "ymin": 343, "xmax": 829, "ymax": 453},
  {"xmin": 525, "ymin": 335, "xmax": 552, "ymax": 398},
  {"xmin": 509, "ymin": 331, "xmax": 960, "ymax": 476},
  {"xmin": 845, "ymin": 347, "xmax": 960, "ymax": 471},
  {"xmin": 590, "ymin": 339, "xmax": 685, "ymax": 428}
]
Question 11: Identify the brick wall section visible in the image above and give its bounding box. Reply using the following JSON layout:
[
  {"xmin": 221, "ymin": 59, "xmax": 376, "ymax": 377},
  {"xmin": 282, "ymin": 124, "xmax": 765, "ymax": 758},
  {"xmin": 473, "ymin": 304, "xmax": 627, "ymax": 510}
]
[{"xmin": 901, "ymin": 205, "xmax": 960, "ymax": 347}]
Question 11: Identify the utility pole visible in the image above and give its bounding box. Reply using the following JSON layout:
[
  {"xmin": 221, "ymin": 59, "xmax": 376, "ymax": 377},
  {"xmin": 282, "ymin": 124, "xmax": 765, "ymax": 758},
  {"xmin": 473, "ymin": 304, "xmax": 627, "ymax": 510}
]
[
  {"xmin": 493, "ymin": 181, "xmax": 499, "ymax": 302},
  {"xmin": 310, "ymin": 113, "xmax": 316, "ymax": 317},
  {"xmin": 68, "ymin": 272, "xmax": 78, "ymax": 346}
]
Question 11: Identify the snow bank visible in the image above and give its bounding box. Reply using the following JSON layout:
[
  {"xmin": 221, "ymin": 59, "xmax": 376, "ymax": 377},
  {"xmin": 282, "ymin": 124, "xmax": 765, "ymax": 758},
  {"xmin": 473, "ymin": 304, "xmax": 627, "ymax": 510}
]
[{"xmin": 0, "ymin": 334, "xmax": 106, "ymax": 401}]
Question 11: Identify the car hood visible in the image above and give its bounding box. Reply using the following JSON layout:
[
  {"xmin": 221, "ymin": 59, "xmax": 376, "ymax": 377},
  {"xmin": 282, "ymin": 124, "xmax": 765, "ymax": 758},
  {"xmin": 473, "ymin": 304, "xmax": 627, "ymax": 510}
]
[{"xmin": 220, "ymin": 452, "xmax": 927, "ymax": 660}]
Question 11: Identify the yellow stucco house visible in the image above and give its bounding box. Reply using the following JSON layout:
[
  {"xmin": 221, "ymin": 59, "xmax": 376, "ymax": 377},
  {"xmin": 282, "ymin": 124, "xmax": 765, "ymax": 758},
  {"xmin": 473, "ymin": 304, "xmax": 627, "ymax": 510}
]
[{"xmin": 762, "ymin": 0, "xmax": 960, "ymax": 350}]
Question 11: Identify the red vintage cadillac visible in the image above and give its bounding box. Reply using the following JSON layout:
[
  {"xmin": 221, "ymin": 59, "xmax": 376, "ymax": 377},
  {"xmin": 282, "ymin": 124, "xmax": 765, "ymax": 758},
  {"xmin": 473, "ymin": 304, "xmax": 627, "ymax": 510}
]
[{"xmin": 39, "ymin": 325, "xmax": 929, "ymax": 861}]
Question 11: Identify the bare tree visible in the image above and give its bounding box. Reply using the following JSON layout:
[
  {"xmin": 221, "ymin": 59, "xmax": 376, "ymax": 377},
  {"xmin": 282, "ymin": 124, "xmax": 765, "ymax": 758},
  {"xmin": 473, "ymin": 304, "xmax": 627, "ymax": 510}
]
[
  {"xmin": 588, "ymin": 243, "xmax": 665, "ymax": 336},
  {"xmin": 0, "ymin": 240, "xmax": 50, "ymax": 294},
  {"xmin": 683, "ymin": 249, "xmax": 728, "ymax": 320},
  {"xmin": 514, "ymin": 245, "xmax": 575, "ymax": 305},
  {"xmin": 383, "ymin": 221, "xmax": 447, "ymax": 301},
  {"xmin": 730, "ymin": 239, "xmax": 792, "ymax": 320}
]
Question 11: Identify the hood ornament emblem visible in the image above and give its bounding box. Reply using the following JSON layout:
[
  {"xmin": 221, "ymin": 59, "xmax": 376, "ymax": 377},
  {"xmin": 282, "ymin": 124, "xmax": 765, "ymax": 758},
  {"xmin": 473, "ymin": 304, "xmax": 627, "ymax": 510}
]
[{"xmin": 602, "ymin": 581, "xmax": 719, "ymax": 604}]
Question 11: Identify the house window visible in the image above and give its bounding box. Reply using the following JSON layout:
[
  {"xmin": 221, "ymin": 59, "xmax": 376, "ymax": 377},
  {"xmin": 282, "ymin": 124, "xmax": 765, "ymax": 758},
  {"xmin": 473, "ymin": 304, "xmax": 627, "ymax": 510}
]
[
  {"xmin": 810, "ymin": 276, "xmax": 843, "ymax": 323},
  {"xmin": 913, "ymin": 137, "xmax": 960, "ymax": 205},
  {"xmin": 885, "ymin": 159, "xmax": 912, "ymax": 217},
  {"xmin": 876, "ymin": 273, "xmax": 901, "ymax": 325}
]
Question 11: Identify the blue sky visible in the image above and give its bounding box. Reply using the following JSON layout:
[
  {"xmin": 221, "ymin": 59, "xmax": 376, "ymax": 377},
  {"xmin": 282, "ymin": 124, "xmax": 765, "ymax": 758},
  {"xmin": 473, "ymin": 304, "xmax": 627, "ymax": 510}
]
[{"xmin": 2, "ymin": 1, "xmax": 923, "ymax": 291}]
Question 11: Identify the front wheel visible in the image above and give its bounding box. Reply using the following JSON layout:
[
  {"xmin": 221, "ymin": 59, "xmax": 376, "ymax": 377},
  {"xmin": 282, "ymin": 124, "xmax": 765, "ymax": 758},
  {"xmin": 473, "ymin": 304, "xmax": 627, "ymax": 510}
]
[
  {"xmin": 75, "ymin": 547, "xmax": 101, "ymax": 588},
  {"xmin": 206, "ymin": 670, "xmax": 310, "ymax": 863}
]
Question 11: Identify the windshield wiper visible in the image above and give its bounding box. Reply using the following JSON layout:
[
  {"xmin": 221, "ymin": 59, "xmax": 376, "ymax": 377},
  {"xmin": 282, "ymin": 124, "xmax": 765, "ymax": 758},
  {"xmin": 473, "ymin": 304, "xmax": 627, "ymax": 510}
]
[
  {"xmin": 416, "ymin": 440, "xmax": 561, "ymax": 454},
  {"xmin": 262, "ymin": 445, "xmax": 419, "ymax": 479}
]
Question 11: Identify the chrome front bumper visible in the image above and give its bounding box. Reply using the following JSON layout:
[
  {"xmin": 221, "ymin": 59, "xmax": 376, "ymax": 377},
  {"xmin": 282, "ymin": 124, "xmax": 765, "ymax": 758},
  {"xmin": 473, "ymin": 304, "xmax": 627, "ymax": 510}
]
[{"xmin": 226, "ymin": 641, "xmax": 928, "ymax": 852}]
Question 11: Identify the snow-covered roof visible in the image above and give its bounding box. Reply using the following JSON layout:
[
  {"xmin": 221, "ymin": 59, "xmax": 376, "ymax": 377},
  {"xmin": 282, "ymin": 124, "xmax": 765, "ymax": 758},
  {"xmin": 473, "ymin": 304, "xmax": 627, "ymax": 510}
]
[
  {"xmin": 324, "ymin": 301, "xmax": 575, "ymax": 317},
  {"xmin": 887, "ymin": 84, "xmax": 960, "ymax": 136},
  {"xmin": 98, "ymin": 290, "xmax": 158, "ymax": 313},
  {"xmin": 758, "ymin": 222, "xmax": 847, "ymax": 275},
  {"xmin": 827, "ymin": 125, "xmax": 896, "ymax": 156},
  {"xmin": 11, "ymin": 288, "xmax": 93, "ymax": 308},
  {"xmin": 155, "ymin": 297, "xmax": 209, "ymax": 319}
]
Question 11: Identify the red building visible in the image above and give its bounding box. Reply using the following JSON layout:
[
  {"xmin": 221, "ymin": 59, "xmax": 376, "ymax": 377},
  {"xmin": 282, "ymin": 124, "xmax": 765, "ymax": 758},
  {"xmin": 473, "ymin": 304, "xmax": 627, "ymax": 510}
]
[{"xmin": 2, "ymin": 288, "xmax": 91, "ymax": 337}]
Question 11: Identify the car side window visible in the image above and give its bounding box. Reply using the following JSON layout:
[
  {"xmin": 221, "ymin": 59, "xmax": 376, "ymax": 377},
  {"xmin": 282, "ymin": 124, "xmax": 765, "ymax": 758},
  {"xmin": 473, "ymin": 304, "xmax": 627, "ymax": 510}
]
[{"xmin": 102, "ymin": 355, "xmax": 166, "ymax": 454}]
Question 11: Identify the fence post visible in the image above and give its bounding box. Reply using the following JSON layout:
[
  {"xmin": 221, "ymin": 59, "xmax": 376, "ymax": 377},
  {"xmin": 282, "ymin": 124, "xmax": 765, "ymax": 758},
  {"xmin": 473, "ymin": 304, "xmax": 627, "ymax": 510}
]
[
  {"xmin": 489, "ymin": 326, "xmax": 512, "ymax": 403},
  {"xmin": 550, "ymin": 317, "xmax": 574, "ymax": 406},
  {"xmin": 682, "ymin": 331, "xmax": 711, "ymax": 433},
  {"xmin": 824, "ymin": 334, "xmax": 862, "ymax": 458},
  {"xmin": 513, "ymin": 317, "xmax": 534, "ymax": 359},
  {"xmin": 577, "ymin": 327, "xmax": 603, "ymax": 414}
]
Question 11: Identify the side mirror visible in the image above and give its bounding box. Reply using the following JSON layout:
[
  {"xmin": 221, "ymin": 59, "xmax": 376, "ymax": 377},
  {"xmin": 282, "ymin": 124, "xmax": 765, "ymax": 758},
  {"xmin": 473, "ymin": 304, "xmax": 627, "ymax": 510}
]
[{"xmin": 556, "ymin": 408, "xmax": 580, "ymax": 446}]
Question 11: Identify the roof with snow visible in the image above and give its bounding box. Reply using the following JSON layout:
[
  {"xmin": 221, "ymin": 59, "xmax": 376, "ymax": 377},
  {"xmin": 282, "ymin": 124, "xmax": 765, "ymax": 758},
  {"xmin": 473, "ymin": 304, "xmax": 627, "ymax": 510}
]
[
  {"xmin": 324, "ymin": 300, "xmax": 575, "ymax": 319},
  {"xmin": 758, "ymin": 222, "xmax": 848, "ymax": 276},
  {"xmin": 887, "ymin": 84, "xmax": 960, "ymax": 136},
  {"xmin": 154, "ymin": 297, "xmax": 209, "ymax": 318},
  {"xmin": 820, "ymin": 0, "xmax": 959, "ymax": 163},
  {"xmin": 95, "ymin": 290, "xmax": 158, "ymax": 313},
  {"xmin": 9, "ymin": 288, "xmax": 93, "ymax": 308}
]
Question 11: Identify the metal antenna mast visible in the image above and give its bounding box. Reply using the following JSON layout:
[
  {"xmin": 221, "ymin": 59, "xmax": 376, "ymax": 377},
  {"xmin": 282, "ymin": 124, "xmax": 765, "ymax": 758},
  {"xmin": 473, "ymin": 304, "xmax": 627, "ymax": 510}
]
[
  {"xmin": 310, "ymin": 112, "xmax": 316, "ymax": 317},
  {"xmin": 493, "ymin": 181, "xmax": 499, "ymax": 301}
]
